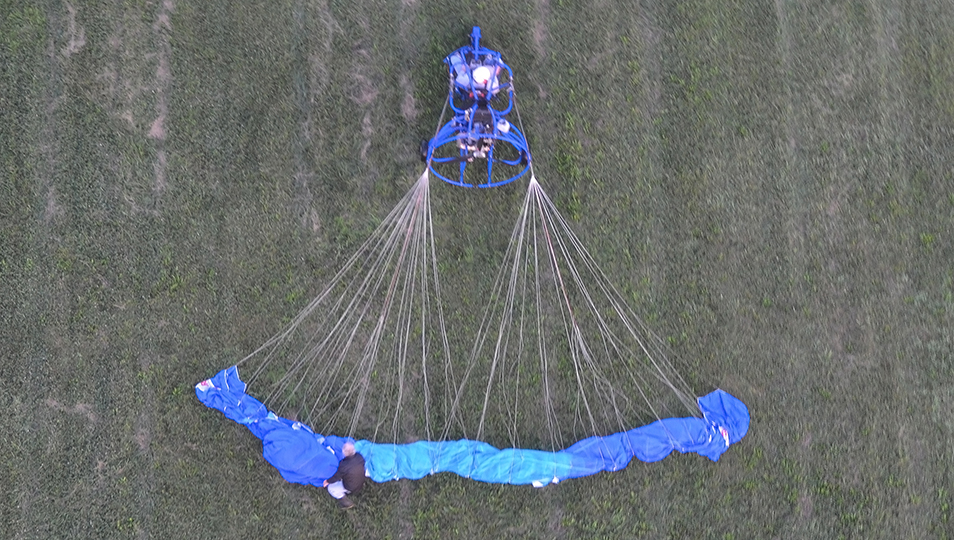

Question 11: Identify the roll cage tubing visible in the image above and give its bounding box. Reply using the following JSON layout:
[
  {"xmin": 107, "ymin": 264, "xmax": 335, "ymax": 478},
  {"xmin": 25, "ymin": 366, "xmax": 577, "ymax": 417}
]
[{"xmin": 426, "ymin": 27, "xmax": 532, "ymax": 188}]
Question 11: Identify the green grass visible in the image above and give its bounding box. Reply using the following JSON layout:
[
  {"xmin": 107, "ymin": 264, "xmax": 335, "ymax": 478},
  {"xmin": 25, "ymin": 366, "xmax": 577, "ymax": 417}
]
[{"xmin": 2, "ymin": 0, "xmax": 954, "ymax": 538}]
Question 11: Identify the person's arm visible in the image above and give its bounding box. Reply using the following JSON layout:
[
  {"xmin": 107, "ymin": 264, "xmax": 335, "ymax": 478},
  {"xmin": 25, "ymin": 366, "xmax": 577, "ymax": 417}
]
[{"xmin": 323, "ymin": 463, "xmax": 344, "ymax": 487}]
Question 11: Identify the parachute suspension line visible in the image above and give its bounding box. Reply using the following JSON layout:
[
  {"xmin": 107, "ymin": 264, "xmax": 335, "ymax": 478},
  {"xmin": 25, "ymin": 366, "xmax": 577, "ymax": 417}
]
[
  {"xmin": 311, "ymin": 179, "xmax": 425, "ymax": 435},
  {"xmin": 529, "ymin": 191, "xmax": 562, "ymax": 452},
  {"xmin": 423, "ymin": 175, "xmax": 456, "ymax": 441},
  {"xmin": 393, "ymin": 173, "xmax": 443, "ymax": 444},
  {"xmin": 530, "ymin": 180, "xmax": 602, "ymax": 443},
  {"xmin": 233, "ymin": 171, "xmax": 451, "ymax": 444},
  {"xmin": 533, "ymin": 187, "xmax": 697, "ymax": 416},
  {"xmin": 353, "ymin": 175, "xmax": 429, "ymax": 439},
  {"xmin": 318, "ymin": 182, "xmax": 424, "ymax": 427},
  {"xmin": 248, "ymin": 180, "xmax": 422, "ymax": 418},
  {"xmin": 455, "ymin": 174, "xmax": 698, "ymax": 452},
  {"xmin": 331, "ymin": 86, "xmax": 452, "ymax": 443},
  {"xmin": 473, "ymin": 181, "xmax": 535, "ymax": 444},
  {"xmin": 418, "ymin": 175, "xmax": 434, "ymax": 442},
  {"xmin": 509, "ymin": 230, "xmax": 528, "ymax": 446},
  {"xmin": 534, "ymin": 186, "xmax": 664, "ymax": 434},
  {"xmin": 239, "ymin": 176, "xmax": 427, "ymax": 381},
  {"xmin": 384, "ymin": 191, "xmax": 420, "ymax": 441},
  {"xmin": 540, "ymin": 186, "xmax": 629, "ymax": 439},
  {"xmin": 424, "ymin": 82, "xmax": 452, "ymax": 170},
  {"xmin": 240, "ymin": 98, "xmax": 691, "ymax": 452},
  {"xmin": 534, "ymin": 187, "xmax": 698, "ymax": 434},
  {"xmin": 510, "ymin": 86, "xmax": 537, "ymax": 182}
]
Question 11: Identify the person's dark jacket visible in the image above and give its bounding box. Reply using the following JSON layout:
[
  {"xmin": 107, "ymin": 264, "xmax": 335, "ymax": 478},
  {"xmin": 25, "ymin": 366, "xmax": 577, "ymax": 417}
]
[{"xmin": 327, "ymin": 453, "xmax": 366, "ymax": 493}]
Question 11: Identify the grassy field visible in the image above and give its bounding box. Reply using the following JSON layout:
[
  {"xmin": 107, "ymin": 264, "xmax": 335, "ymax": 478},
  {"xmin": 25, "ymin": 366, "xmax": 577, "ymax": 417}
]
[{"xmin": 2, "ymin": 0, "xmax": 953, "ymax": 538}]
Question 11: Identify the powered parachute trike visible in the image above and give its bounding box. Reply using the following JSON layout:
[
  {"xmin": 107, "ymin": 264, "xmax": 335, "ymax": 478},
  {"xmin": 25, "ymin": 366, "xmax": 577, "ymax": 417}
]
[
  {"xmin": 423, "ymin": 27, "xmax": 531, "ymax": 187},
  {"xmin": 196, "ymin": 27, "xmax": 749, "ymax": 490}
]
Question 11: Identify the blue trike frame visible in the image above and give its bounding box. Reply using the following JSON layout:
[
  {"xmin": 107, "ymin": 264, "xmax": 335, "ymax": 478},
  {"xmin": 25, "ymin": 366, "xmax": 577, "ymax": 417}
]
[{"xmin": 425, "ymin": 27, "xmax": 532, "ymax": 188}]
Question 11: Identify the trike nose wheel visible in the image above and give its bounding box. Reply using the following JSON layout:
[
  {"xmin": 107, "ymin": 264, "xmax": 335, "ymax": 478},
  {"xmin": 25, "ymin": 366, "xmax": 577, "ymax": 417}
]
[{"xmin": 419, "ymin": 139, "xmax": 430, "ymax": 162}]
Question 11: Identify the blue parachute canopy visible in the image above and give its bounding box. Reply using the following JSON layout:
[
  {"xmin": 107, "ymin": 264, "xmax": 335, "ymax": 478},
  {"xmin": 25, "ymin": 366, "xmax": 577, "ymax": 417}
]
[{"xmin": 196, "ymin": 366, "xmax": 749, "ymax": 486}]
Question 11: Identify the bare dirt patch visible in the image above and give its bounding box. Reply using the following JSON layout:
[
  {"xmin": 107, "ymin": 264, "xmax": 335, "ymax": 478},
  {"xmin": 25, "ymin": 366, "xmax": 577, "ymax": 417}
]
[
  {"xmin": 148, "ymin": 116, "xmax": 166, "ymax": 141},
  {"xmin": 44, "ymin": 185, "xmax": 63, "ymax": 224},
  {"xmin": 96, "ymin": 21, "xmax": 147, "ymax": 132},
  {"xmin": 150, "ymin": 0, "xmax": 175, "ymax": 194},
  {"xmin": 351, "ymin": 70, "xmax": 379, "ymax": 106},
  {"xmin": 44, "ymin": 398, "xmax": 99, "ymax": 424},
  {"xmin": 399, "ymin": 73, "xmax": 418, "ymax": 124},
  {"xmin": 531, "ymin": 0, "xmax": 550, "ymax": 98},
  {"xmin": 135, "ymin": 425, "xmax": 152, "ymax": 452},
  {"xmin": 289, "ymin": 1, "xmax": 342, "ymax": 228},
  {"xmin": 397, "ymin": 480, "xmax": 414, "ymax": 540},
  {"xmin": 586, "ymin": 45, "xmax": 619, "ymax": 71},
  {"xmin": 153, "ymin": 149, "xmax": 168, "ymax": 192},
  {"xmin": 63, "ymin": 2, "xmax": 86, "ymax": 57},
  {"xmin": 308, "ymin": 207, "xmax": 321, "ymax": 233},
  {"xmin": 635, "ymin": 6, "xmax": 664, "ymax": 121},
  {"xmin": 359, "ymin": 113, "xmax": 374, "ymax": 162},
  {"xmin": 532, "ymin": 0, "xmax": 550, "ymax": 58},
  {"xmin": 349, "ymin": 44, "xmax": 380, "ymax": 163},
  {"xmin": 798, "ymin": 493, "xmax": 814, "ymax": 519}
]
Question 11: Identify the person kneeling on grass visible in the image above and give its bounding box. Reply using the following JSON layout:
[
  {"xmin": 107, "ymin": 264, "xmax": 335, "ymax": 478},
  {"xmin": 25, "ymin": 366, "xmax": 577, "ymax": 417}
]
[{"xmin": 322, "ymin": 442, "xmax": 366, "ymax": 509}]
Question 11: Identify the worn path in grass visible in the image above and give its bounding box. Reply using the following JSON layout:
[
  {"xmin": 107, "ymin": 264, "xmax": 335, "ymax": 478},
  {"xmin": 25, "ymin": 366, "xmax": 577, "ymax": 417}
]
[{"xmin": 2, "ymin": 0, "xmax": 953, "ymax": 538}]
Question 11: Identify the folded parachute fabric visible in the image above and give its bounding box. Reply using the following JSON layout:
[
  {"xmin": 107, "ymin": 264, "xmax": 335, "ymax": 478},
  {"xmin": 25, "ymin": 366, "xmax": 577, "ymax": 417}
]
[{"xmin": 196, "ymin": 366, "xmax": 749, "ymax": 487}]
